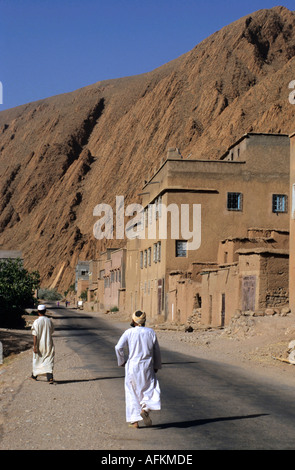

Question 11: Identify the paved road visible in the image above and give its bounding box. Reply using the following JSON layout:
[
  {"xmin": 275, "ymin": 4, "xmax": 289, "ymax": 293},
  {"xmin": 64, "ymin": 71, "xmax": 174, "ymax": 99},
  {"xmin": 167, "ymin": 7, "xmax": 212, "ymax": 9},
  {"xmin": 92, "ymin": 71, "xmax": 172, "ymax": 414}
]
[{"xmin": 50, "ymin": 307, "xmax": 295, "ymax": 450}]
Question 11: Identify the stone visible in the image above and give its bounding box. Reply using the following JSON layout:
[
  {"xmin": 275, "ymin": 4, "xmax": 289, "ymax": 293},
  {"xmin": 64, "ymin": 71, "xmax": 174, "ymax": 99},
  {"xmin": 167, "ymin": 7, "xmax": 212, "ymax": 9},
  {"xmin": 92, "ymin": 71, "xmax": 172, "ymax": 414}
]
[
  {"xmin": 281, "ymin": 306, "xmax": 291, "ymax": 316},
  {"xmin": 265, "ymin": 308, "xmax": 275, "ymax": 316}
]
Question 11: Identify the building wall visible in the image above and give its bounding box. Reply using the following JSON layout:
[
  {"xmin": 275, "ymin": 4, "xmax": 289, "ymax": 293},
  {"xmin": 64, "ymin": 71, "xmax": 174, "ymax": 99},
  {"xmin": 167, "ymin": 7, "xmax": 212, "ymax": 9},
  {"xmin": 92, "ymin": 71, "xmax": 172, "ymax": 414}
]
[
  {"xmin": 168, "ymin": 272, "xmax": 202, "ymax": 324},
  {"xmin": 201, "ymin": 250, "xmax": 289, "ymax": 327},
  {"xmin": 76, "ymin": 279, "xmax": 89, "ymax": 301},
  {"xmin": 289, "ymin": 132, "xmax": 295, "ymax": 313},
  {"xmin": 201, "ymin": 264, "xmax": 240, "ymax": 326},
  {"xmin": 75, "ymin": 261, "xmax": 89, "ymax": 292},
  {"xmin": 103, "ymin": 248, "xmax": 126, "ymax": 310},
  {"xmin": 125, "ymin": 238, "xmax": 141, "ymax": 314}
]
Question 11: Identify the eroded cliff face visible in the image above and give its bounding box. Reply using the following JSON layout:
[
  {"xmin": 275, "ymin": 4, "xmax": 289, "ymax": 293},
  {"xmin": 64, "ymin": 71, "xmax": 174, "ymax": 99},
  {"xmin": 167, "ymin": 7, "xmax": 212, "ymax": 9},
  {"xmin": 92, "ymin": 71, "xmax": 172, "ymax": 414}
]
[{"xmin": 0, "ymin": 6, "xmax": 295, "ymax": 290}]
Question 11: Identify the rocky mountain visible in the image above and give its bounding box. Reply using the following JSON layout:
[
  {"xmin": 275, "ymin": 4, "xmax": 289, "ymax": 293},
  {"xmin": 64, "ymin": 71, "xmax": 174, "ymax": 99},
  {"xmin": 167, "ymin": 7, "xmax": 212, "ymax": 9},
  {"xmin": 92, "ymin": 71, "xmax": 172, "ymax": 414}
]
[{"xmin": 0, "ymin": 6, "xmax": 295, "ymax": 290}]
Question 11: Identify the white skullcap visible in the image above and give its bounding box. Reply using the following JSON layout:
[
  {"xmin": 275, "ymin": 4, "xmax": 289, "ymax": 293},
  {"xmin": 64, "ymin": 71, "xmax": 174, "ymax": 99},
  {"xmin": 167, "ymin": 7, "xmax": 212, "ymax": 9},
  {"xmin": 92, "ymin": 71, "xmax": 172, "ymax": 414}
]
[{"xmin": 38, "ymin": 304, "xmax": 46, "ymax": 311}]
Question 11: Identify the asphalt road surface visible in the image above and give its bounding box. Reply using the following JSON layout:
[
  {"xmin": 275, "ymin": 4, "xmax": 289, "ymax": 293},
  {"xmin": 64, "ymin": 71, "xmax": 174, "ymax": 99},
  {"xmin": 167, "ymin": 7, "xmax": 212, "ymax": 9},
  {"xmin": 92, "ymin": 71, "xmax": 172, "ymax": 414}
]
[{"xmin": 45, "ymin": 306, "xmax": 295, "ymax": 451}]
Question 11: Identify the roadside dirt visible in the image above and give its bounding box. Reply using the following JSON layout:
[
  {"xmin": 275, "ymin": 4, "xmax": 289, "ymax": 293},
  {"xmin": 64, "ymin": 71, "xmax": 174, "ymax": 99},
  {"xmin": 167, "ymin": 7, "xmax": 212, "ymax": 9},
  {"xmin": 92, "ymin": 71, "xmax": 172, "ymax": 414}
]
[{"xmin": 109, "ymin": 309, "xmax": 295, "ymax": 386}]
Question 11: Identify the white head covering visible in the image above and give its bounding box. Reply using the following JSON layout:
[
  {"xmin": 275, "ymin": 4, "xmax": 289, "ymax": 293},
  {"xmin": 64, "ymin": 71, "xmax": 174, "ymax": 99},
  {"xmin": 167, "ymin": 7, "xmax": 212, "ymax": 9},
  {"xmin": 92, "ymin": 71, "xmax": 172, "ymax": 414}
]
[
  {"xmin": 132, "ymin": 310, "xmax": 146, "ymax": 325},
  {"xmin": 38, "ymin": 304, "xmax": 46, "ymax": 312}
]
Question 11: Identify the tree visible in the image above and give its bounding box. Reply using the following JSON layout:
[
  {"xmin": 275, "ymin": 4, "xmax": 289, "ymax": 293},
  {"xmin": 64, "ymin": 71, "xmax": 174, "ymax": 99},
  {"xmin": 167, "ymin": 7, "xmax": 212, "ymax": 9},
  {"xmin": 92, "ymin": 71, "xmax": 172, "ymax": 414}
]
[
  {"xmin": 0, "ymin": 258, "xmax": 40, "ymax": 325},
  {"xmin": 38, "ymin": 288, "xmax": 62, "ymax": 301},
  {"xmin": 80, "ymin": 289, "xmax": 88, "ymax": 301}
]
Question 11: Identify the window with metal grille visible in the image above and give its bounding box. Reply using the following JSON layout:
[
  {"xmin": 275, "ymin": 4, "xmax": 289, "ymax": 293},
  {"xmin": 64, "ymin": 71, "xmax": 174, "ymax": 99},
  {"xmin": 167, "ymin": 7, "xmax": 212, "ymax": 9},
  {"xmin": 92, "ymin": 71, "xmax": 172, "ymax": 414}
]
[
  {"xmin": 227, "ymin": 192, "xmax": 242, "ymax": 211},
  {"xmin": 157, "ymin": 242, "xmax": 161, "ymax": 262},
  {"xmin": 153, "ymin": 243, "xmax": 157, "ymax": 263},
  {"xmin": 176, "ymin": 240, "xmax": 187, "ymax": 257},
  {"xmin": 272, "ymin": 194, "xmax": 287, "ymax": 213}
]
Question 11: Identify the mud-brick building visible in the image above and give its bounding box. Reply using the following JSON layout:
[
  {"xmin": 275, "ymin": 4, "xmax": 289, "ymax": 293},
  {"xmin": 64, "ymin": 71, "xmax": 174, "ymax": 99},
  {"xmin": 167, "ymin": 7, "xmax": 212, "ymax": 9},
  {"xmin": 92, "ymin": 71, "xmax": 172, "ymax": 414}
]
[
  {"xmin": 289, "ymin": 132, "xmax": 295, "ymax": 314},
  {"xmin": 201, "ymin": 229, "xmax": 289, "ymax": 326},
  {"xmin": 0, "ymin": 250, "xmax": 23, "ymax": 261},
  {"xmin": 75, "ymin": 260, "xmax": 90, "ymax": 300},
  {"xmin": 103, "ymin": 248, "xmax": 126, "ymax": 310},
  {"xmin": 86, "ymin": 248, "xmax": 126, "ymax": 311},
  {"xmin": 125, "ymin": 132, "xmax": 290, "ymax": 323}
]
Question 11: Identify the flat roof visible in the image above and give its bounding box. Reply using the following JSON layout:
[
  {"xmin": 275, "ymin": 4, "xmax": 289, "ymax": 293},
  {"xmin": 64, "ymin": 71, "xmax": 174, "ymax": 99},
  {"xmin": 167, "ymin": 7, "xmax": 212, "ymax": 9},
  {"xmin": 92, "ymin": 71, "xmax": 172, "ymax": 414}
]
[
  {"xmin": 220, "ymin": 132, "xmax": 289, "ymax": 160},
  {"xmin": 0, "ymin": 250, "xmax": 23, "ymax": 259},
  {"xmin": 236, "ymin": 248, "xmax": 289, "ymax": 256}
]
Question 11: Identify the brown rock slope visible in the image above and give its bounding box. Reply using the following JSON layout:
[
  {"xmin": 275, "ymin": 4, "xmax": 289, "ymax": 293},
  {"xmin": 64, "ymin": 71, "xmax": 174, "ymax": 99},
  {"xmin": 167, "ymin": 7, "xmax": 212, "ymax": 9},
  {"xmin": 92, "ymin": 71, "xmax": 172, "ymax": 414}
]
[{"xmin": 0, "ymin": 6, "xmax": 295, "ymax": 290}]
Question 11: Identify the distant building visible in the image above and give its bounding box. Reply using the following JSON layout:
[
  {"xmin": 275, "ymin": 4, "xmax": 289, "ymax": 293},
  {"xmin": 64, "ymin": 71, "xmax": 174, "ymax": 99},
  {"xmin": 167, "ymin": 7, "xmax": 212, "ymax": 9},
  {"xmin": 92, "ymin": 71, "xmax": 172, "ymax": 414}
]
[
  {"xmin": 289, "ymin": 132, "xmax": 295, "ymax": 313},
  {"xmin": 0, "ymin": 250, "xmax": 23, "ymax": 261},
  {"xmin": 75, "ymin": 260, "xmax": 90, "ymax": 299},
  {"xmin": 87, "ymin": 248, "xmax": 126, "ymax": 311}
]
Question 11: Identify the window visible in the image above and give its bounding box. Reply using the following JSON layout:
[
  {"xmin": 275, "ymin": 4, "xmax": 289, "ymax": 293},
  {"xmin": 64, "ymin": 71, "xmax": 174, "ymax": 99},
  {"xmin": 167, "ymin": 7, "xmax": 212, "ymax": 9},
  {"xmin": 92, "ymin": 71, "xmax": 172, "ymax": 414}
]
[
  {"xmin": 153, "ymin": 242, "xmax": 161, "ymax": 262},
  {"xmin": 227, "ymin": 192, "xmax": 242, "ymax": 211},
  {"xmin": 148, "ymin": 205, "xmax": 153, "ymax": 225},
  {"xmin": 272, "ymin": 194, "xmax": 287, "ymax": 213},
  {"xmin": 140, "ymin": 251, "xmax": 143, "ymax": 269},
  {"xmin": 154, "ymin": 196, "xmax": 162, "ymax": 219},
  {"xmin": 148, "ymin": 247, "xmax": 151, "ymax": 266},
  {"xmin": 153, "ymin": 243, "xmax": 157, "ymax": 263},
  {"xmin": 157, "ymin": 242, "xmax": 161, "ymax": 262},
  {"xmin": 144, "ymin": 249, "xmax": 147, "ymax": 268},
  {"xmin": 176, "ymin": 240, "xmax": 187, "ymax": 257}
]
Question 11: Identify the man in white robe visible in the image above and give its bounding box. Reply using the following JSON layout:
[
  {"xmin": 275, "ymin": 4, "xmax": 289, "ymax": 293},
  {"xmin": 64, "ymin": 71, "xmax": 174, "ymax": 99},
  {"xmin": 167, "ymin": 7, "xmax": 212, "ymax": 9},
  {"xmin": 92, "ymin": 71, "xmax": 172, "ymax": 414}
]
[
  {"xmin": 31, "ymin": 304, "xmax": 55, "ymax": 384},
  {"xmin": 115, "ymin": 310, "xmax": 161, "ymax": 428}
]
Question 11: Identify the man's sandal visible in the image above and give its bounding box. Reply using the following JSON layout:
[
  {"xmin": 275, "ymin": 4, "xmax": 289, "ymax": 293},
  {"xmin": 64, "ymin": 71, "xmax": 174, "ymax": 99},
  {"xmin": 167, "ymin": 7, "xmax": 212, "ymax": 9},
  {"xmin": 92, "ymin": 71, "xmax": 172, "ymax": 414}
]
[
  {"xmin": 140, "ymin": 409, "xmax": 152, "ymax": 427},
  {"xmin": 128, "ymin": 422, "xmax": 139, "ymax": 428}
]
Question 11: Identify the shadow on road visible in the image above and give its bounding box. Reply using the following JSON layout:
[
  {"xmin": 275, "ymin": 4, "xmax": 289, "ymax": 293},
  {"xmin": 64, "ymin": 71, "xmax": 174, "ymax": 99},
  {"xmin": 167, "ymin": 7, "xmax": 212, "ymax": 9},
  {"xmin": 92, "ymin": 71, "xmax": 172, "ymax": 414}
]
[
  {"xmin": 53, "ymin": 375, "xmax": 124, "ymax": 385},
  {"xmin": 48, "ymin": 315, "xmax": 94, "ymax": 320},
  {"xmin": 162, "ymin": 361, "xmax": 198, "ymax": 366},
  {"xmin": 151, "ymin": 413, "xmax": 269, "ymax": 429}
]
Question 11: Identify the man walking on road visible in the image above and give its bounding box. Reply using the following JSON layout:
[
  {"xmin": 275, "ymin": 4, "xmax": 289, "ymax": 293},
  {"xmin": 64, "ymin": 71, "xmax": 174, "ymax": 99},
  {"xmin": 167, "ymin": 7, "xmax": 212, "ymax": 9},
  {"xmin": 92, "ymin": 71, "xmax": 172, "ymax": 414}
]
[
  {"xmin": 31, "ymin": 304, "xmax": 55, "ymax": 384},
  {"xmin": 115, "ymin": 310, "xmax": 161, "ymax": 428}
]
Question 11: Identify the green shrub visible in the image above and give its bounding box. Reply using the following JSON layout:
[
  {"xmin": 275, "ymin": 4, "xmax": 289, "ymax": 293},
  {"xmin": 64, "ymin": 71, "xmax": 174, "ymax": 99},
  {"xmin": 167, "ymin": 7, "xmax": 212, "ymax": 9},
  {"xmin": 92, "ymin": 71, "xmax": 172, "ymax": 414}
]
[
  {"xmin": 0, "ymin": 258, "xmax": 40, "ymax": 326},
  {"xmin": 110, "ymin": 306, "xmax": 119, "ymax": 312}
]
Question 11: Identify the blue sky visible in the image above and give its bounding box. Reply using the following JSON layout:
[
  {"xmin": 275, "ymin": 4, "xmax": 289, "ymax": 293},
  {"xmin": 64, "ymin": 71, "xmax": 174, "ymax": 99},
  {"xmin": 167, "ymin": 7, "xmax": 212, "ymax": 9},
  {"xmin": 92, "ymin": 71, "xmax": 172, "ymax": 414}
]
[{"xmin": 0, "ymin": 0, "xmax": 294, "ymax": 111}]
